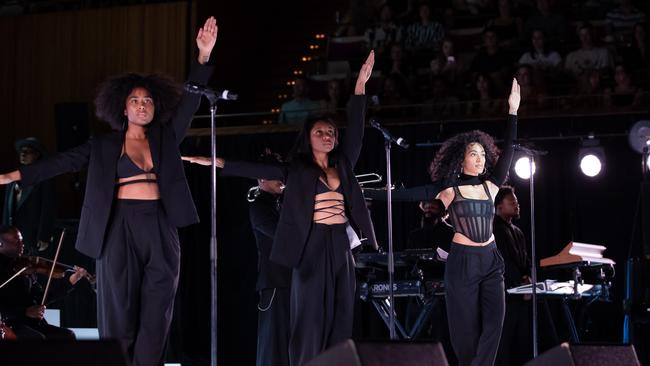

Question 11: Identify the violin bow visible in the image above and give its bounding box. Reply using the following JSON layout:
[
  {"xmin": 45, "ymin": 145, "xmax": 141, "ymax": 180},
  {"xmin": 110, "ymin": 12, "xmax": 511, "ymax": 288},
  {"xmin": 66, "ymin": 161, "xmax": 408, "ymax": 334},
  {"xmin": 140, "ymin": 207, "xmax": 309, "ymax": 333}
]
[
  {"xmin": 41, "ymin": 229, "xmax": 65, "ymax": 306},
  {"xmin": 0, "ymin": 266, "xmax": 28, "ymax": 290}
]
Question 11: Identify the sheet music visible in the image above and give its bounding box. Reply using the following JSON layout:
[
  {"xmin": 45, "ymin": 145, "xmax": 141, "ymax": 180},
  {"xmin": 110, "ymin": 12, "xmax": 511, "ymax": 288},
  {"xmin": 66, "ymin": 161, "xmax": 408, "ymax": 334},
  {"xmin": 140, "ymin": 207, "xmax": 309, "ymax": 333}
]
[{"xmin": 507, "ymin": 280, "xmax": 594, "ymax": 295}]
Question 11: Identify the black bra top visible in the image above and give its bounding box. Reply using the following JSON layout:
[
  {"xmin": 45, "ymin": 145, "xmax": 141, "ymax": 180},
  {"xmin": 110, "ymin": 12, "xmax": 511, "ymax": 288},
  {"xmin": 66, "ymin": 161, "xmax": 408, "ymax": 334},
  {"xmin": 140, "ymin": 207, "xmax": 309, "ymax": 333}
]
[
  {"xmin": 314, "ymin": 178, "xmax": 345, "ymax": 222},
  {"xmin": 315, "ymin": 178, "xmax": 343, "ymax": 194},
  {"xmin": 116, "ymin": 154, "xmax": 156, "ymax": 187},
  {"xmin": 447, "ymin": 182, "xmax": 494, "ymax": 243}
]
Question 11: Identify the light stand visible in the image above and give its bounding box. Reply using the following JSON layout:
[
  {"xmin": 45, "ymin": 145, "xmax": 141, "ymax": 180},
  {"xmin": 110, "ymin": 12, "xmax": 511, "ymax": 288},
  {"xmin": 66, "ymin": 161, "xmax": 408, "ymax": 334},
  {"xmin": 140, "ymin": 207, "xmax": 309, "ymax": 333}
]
[{"xmin": 514, "ymin": 144, "xmax": 547, "ymax": 357}]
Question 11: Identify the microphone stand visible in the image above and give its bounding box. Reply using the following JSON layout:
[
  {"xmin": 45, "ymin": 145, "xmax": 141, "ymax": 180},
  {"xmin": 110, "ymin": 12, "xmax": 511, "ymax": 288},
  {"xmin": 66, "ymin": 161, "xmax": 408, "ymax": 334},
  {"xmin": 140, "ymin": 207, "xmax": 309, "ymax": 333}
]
[
  {"xmin": 194, "ymin": 87, "xmax": 220, "ymax": 366},
  {"xmin": 374, "ymin": 124, "xmax": 403, "ymax": 340},
  {"xmin": 514, "ymin": 144, "xmax": 547, "ymax": 358}
]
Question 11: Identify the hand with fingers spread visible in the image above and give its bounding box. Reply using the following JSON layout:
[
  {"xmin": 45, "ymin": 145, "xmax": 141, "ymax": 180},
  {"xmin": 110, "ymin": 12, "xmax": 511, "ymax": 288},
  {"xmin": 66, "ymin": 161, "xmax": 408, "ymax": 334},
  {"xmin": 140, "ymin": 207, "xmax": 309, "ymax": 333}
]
[
  {"xmin": 182, "ymin": 156, "xmax": 224, "ymax": 168},
  {"xmin": 196, "ymin": 16, "xmax": 218, "ymax": 64},
  {"xmin": 508, "ymin": 78, "xmax": 521, "ymax": 115},
  {"xmin": 355, "ymin": 51, "xmax": 376, "ymax": 95}
]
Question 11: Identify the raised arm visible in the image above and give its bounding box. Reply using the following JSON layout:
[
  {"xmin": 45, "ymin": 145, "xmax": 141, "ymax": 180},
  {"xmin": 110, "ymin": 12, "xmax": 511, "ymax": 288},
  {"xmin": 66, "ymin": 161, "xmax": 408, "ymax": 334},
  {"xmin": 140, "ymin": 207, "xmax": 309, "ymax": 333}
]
[
  {"xmin": 341, "ymin": 51, "xmax": 374, "ymax": 167},
  {"xmin": 172, "ymin": 16, "xmax": 217, "ymax": 143},
  {"xmin": 489, "ymin": 78, "xmax": 520, "ymax": 187},
  {"xmin": 0, "ymin": 141, "xmax": 92, "ymax": 187}
]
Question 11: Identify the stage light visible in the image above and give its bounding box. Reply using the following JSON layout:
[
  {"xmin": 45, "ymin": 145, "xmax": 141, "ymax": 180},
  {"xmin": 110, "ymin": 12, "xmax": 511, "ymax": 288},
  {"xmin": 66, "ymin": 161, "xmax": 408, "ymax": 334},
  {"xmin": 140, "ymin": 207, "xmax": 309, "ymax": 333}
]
[
  {"xmin": 514, "ymin": 157, "xmax": 536, "ymax": 179},
  {"xmin": 628, "ymin": 120, "xmax": 650, "ymax": 176},
  {"xmin": 579, "ymin": 154, "xmax": 602, "ymax": 177},
  {"xmin": 578, "ymin": 136, "xmax": 605, "ymax": 178}
]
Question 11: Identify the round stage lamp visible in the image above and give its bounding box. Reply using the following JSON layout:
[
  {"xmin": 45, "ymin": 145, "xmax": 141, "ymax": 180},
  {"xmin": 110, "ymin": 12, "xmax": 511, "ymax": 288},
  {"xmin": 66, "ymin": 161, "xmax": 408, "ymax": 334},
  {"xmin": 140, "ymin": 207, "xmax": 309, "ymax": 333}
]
[
  {"xmin": 578, "ymin": 136, "xmax": 605, "ymax": 178},
  {"xmin": 579, "ymin": 154, "xmax": 602, "ymax": 177},
  {"xmin": 514, "ymin": 156, "xmax": 536, "ymax": 179}
]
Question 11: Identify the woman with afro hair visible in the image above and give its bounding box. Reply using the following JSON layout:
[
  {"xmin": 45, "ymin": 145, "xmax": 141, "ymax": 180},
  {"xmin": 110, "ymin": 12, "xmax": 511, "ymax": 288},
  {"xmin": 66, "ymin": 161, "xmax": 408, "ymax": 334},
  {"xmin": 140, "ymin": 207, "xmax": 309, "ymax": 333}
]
[
  {"xmin": 0, "ymin": 16, "xmax": 218, "ymax": 366},
  {"xmin": 431, "ymin": 78, "xmax": 521, "ymax": 366}
]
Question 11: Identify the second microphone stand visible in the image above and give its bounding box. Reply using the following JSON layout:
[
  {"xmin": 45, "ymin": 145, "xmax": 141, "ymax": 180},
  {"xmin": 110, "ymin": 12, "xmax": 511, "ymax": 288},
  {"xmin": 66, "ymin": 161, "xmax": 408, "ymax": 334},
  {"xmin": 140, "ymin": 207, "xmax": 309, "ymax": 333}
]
[{"xmin": 514, "ymin": 144, "xmax": 547, "ymax": 358}]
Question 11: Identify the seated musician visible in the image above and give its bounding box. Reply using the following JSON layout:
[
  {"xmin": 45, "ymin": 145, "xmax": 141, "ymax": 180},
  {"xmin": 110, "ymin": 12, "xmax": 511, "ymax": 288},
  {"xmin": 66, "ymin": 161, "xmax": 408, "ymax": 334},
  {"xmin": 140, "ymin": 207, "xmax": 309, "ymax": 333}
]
[
  {"xmin": 0, "ymin": 225, "xmax": 88, "ymax": 339},
  {"xmin": 407, "ymin": 199, "xmax": 454, "ymax": 255}
]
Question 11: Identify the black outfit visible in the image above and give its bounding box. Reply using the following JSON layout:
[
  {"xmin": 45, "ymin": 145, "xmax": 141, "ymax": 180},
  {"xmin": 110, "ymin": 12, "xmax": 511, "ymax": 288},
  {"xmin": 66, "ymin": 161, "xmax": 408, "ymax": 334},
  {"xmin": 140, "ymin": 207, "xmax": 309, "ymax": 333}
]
[
  {"xmin": 249, "ymin": 190, "xmax": 292, "ymax": 366},
  {"xmin": 443, "ymin": 114, "xmax": 517, "ymax": 366},
  {"xmin": 222, "ymin": 95, "xmax": 377, "ymax": 366},
  {"xmin": 493, "ymin": 215, "xmax": 532, "ymax": 366},
  {"xmin": 18, "ymin": 62, "xmax": 213, "ymax": 366},
  {"xmin": 0, "ymin": 254, "xmax": 76, "ymax": 340},
  {"xmin": 2, "ymin": 179, "xmax": 55, "ymax": 256}
]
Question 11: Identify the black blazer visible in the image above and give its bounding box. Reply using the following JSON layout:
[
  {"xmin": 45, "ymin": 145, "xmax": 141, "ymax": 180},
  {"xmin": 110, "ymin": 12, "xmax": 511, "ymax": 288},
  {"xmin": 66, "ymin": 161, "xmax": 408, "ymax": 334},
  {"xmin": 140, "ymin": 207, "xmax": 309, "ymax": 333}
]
[
  {"xmin": 18, "ymin": 63, "xmax": 214, "ymax": 259},
  {"xmin": 222, "ymin": 95, "xmax": 378, "ymax": 268}
]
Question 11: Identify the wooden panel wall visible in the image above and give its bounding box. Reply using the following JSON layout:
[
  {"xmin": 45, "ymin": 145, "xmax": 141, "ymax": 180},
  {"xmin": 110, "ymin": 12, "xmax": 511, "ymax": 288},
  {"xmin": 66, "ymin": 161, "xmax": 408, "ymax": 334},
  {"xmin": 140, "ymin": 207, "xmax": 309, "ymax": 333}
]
[{"xmin": 0, "ymin": 2, "xmax": 190, "ymax": 171}]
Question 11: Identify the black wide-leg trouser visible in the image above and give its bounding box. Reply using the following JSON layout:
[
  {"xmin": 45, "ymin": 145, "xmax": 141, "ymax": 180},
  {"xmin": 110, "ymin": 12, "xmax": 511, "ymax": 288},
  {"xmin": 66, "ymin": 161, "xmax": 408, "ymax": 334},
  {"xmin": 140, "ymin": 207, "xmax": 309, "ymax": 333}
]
[
  {"xmin": 97, "ymin": 199, "xmax": 180, "ymax": 366},
  {"xmin": 445, "ymin": 241, "xmax": 505, "ymax": 366},
  {"xmin": 289, "ymin": 223, "xmax": 355, "ymax": 366}
]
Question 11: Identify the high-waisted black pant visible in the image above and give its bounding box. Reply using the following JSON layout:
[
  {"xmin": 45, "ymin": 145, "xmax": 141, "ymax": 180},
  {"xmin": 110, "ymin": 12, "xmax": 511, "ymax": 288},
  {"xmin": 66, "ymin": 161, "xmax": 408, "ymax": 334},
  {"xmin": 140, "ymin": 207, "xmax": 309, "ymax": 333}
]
[
  {"xmin": 445, "ymin": 242, "xmax": 505, "ymax": 366},
  {"xmin": 96, "ymin": 199, "xmax": 180, "ymax": 366},
  {"xmin": 289, "ymin": 223, "xmax": 355, "ymax": 366}
]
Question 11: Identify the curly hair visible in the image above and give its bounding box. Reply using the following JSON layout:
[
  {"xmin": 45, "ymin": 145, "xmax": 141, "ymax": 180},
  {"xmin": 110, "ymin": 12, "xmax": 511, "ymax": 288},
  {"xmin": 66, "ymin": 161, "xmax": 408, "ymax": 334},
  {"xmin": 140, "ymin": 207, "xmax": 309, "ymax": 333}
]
[
  {"xmin": 429, "ymin": 130, "xmax": 501, "ymax": 185},
  {"xmin": 94, "ymin": 73, "xmax": 182, "ymax": 130}
]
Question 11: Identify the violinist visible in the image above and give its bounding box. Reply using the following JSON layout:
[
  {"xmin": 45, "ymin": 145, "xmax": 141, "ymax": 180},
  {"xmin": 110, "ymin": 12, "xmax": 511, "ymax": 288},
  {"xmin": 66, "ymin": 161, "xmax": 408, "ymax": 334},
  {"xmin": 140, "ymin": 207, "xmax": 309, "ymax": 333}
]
[{"xmin": 0, "ymin": 225, "xmax": 88, "ymax": 339}]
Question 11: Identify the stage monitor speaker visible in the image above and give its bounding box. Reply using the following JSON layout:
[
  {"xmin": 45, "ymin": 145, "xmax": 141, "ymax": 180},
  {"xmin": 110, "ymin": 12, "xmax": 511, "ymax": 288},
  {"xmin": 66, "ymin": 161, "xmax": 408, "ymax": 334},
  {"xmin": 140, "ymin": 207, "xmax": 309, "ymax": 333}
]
[
  {"xmin": 305, "ymin": 339, "xmax": 449, "ymax": 366},
  {"xmin": 0, "ymin": 339, "xmax": 129, "ymax": 366},
  {"xmin": 55, "ymin": 102, "xmax": 89, "ymax": 152},
  {"xmin": 524, "ymin": 342, "xmax": 640, "ymax": 366}
]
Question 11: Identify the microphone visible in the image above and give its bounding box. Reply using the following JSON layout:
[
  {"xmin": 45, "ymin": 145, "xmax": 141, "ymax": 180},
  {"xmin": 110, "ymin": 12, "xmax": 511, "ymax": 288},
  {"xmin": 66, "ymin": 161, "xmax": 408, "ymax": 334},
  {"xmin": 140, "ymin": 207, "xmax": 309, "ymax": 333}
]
[
  {"xmin": 184, "ymin": 82, "xmax": 238, "ymax": 100},
  {"xmin": 370, "ymin": 118, "xmax": 409, "ymax": 149}
]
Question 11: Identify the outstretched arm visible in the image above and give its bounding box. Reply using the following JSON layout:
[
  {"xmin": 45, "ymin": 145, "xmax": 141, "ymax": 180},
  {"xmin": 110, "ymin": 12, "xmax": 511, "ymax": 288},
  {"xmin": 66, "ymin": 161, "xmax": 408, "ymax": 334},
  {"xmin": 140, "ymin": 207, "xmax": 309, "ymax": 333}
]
[
  {"xmin": 172, "ymin": 16, "xmax": 218, "ymax": 143},
  {"xmin": 182, "ymin": 156, "xmax": 287, "ymax": 181},
  {"xmin": 0, "ymin": 141, "xmax": 92, "ymax": 187},
  {"xmin": 489, "ymin": 78, "xmax": 520, "ymax": 187},
  {"xmin": 342, "ymin": 51, "xmax": 374, "ymax": 167}
]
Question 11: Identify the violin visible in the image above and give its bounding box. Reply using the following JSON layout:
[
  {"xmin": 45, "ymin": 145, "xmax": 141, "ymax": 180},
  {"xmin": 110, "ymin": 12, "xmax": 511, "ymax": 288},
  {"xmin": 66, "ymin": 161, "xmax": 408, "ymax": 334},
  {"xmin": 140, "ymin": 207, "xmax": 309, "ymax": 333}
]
[
  {"xmin": 0, "ymin": 320, "xmax": 16, "ymax": 340},
  {"xmin": 12, "ymin": 256, "xmax": 96, "ymax": 285}
]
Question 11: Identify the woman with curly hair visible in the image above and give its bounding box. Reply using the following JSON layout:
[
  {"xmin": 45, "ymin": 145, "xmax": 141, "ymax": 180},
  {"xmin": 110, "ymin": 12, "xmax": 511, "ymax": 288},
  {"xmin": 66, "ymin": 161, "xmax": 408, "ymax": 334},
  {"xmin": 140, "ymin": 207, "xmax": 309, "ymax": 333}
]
[
  {"xmin": 430, "ymin": 78, "xmax": 521, "ymax": 366},
  {"xmin": 0, "ymin": 16, "xmax": 217, "ymax": 366}
]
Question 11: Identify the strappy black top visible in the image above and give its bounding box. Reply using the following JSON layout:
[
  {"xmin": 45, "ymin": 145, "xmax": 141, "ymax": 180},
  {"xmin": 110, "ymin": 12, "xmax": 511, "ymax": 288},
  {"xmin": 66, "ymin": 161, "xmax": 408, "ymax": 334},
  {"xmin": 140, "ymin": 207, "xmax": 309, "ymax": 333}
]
[
  {"xmin": 313, "ymin": 178, "xmax": 346, "ymax": 222},
  {"xmin": 447, "ymin": 182, "xmax": 494, "ymax": 243},
  {"xmin": 116, "ymin": 154, "xmax": 157, "ymax": 187}
]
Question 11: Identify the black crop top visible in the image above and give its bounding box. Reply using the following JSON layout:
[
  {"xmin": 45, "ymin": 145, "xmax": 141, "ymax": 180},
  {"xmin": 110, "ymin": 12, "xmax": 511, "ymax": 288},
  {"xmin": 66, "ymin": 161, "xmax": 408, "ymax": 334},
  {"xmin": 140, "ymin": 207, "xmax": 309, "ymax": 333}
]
[
  {"xmin": 442, "ymin": 114, "xmax": 517, "ymax": 243},
  {"xmin": 116, "ymin": 154, "xmax": 157, "ymax": 187},
  {"xmin": 313, "ymin": 178, "xmax": 345, "ymax": 222},
  {"xmin": 447, "ymin": 182, "xmax": 494, "ymax": 243}
]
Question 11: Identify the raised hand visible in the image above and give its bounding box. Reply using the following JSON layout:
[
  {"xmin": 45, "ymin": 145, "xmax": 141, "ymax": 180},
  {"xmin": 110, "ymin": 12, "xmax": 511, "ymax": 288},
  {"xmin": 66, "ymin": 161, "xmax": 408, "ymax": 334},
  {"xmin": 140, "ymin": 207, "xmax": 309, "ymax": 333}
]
[
  {"xmin": 354, "ymin": 50, "xmax": 375, "ymax": 95},
  {"xmin": 508, "ymin": 78, "xmax": 521, "ymax": 115},
  {"xmin": 196, "ymin": 16, "xmax": 218, "ymax": 64},
  {"xmin": 181, "ymin": 156, "xmax": 224, "ymax": 168}
]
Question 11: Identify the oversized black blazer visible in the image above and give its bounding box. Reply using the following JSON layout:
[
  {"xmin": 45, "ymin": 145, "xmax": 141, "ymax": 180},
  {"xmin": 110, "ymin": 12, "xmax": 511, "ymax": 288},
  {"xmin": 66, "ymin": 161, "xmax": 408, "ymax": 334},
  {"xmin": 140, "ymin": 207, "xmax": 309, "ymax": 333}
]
[
  {"xmin": 18, "ymin": 63, "xmax": 214, "ymax": 259},
  {"xmin": 222, "ymin": 95, "xmax": 378, "ymax": 268}
]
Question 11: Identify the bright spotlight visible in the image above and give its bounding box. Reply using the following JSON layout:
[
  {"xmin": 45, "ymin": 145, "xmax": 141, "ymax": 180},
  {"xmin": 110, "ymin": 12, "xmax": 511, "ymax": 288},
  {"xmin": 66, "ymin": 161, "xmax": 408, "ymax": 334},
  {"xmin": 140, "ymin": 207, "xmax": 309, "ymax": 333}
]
[
  {"xmin": 514, "ymin": 157, "xmax": 536, "ymax": 179},
  {"xmin": 579, "ymin": 154, "xmax": 602, "ymax": 177},
  {"xmin": 578, "ymin": 136, "xmax": 605, "ymax": 178}
]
